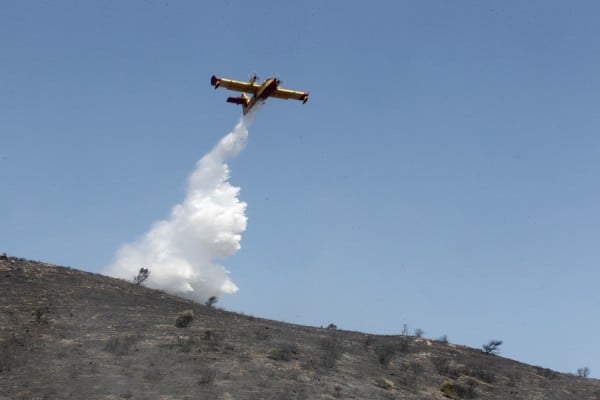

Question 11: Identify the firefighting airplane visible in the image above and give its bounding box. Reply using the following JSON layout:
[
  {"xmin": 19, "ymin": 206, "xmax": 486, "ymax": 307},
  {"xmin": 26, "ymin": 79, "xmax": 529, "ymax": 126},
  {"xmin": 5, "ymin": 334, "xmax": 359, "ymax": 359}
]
[{"xmin": 210, "ymin": 75, "xmax": 309, "ymax": 115}]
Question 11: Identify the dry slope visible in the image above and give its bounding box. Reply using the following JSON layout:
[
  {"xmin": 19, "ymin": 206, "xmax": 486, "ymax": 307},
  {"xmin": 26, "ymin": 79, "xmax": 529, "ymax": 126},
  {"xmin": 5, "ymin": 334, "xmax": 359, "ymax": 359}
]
[{"xmin": 1, "ymin": 257, "xmax": 599, "ymax": 399}]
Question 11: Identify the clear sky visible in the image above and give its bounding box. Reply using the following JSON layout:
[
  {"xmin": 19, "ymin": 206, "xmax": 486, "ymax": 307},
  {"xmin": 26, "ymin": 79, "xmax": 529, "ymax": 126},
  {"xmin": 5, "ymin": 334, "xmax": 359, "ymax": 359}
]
[{"xmin": 2, "ymin": 1, "xmax": 599, "ymax": 378}]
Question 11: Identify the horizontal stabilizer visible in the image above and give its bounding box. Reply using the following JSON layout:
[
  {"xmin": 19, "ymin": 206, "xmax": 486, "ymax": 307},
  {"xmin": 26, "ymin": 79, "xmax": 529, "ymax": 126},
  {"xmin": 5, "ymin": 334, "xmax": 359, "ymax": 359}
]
[{"xmin": 226, "ymin": 96, "xmax": 249, "ymax": 105}]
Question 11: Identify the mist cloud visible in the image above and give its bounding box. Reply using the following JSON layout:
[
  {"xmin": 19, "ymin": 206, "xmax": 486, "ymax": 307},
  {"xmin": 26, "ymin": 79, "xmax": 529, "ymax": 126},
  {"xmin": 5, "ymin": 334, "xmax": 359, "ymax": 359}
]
[{"xmin": 104, "ymin": 116, "xmax": 251, "ymax": 302}]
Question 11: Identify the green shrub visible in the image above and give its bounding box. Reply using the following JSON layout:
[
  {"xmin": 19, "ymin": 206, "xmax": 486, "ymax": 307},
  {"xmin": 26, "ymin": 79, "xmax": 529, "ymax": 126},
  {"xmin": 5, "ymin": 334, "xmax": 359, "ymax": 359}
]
[
  {"xmin": 175, "ymin": 310, "xmax": 194, "ymax": 328},
  {"xmin": 440, "ymin": 379, "xmax": 475, "ymax": 399}
]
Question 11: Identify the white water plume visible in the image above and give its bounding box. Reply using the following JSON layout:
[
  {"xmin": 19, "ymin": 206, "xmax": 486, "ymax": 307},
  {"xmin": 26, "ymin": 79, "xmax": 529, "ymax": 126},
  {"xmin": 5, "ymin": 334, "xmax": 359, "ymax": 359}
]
[{"xmin": 105, "ymin": 115, "xmax": 254, "ymax": 302}]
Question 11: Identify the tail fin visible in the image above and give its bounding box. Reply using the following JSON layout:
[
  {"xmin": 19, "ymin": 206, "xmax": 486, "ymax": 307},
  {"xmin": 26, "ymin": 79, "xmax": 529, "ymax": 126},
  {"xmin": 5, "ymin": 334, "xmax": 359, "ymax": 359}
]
[{"xmin": 210, "ymin": 75, "xmax": 220, "ymax": 88}]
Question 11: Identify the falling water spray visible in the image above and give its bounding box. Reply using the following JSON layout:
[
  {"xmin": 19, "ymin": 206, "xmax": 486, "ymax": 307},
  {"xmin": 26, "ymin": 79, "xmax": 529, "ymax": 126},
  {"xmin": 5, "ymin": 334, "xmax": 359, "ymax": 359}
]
[{"xmin": 105, "ymin": 113, "xmax": 255, "ymax": 302}]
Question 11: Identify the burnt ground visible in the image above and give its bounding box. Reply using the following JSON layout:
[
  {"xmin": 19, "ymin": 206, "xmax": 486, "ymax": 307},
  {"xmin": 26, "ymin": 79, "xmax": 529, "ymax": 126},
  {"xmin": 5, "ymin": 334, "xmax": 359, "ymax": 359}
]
[{"xmin": 1, "ymin": 257, "xmax": 599, "ymax": 399}]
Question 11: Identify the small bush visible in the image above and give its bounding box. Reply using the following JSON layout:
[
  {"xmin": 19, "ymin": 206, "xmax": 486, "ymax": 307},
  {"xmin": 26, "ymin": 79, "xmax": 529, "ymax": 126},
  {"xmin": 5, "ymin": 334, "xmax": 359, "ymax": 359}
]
[
  {"xmin": 414, "ymin": 328, "xmax": 424, "ymax": 338},
  {"xmin": 433, "ymin": 356, "xmax": 451, "ymax": 375},
  {"xmin": 268, "ymin": 343, "xmax": 299, "ymax": 362},
  {"xmin": 133, "ymin": 267, "xmax": 150, "ymax": 286},
  {"xmin": 320, "ymin": 332, "xmax": 341, "ymax": 369},
  {"xmin": 376, "ymin": 338, "xmax": 410, "ymax": 366},
  {"xmin": 433, "ymin": 357, "xmax": 467, "ymax": 379},
  {"xmin": 535, "ymin": 366, "xmax": 557, "ymax": 379},
  {"xmin": 440, "ymin": 379, "xmax": 475, "ymax": 399},
  {"xmin": 32, "ymin": 306, "xmax": 51, "ymax": 324},
  {"xmin": 577, "ymin": 367, "xmax": 590, "ymax": 378},
  {"xmin": 482, "ymin": 339, "xmax": 502, "ymax": 355},
  {"xmin": 197, "ymin": 367, "xmax": 216, "ymax": 384},
  {"xmin": 376, "ymin": 342, "xmax": 398, "ymax": 366},
  {"xmin": 333, "ymin": 385, "xmax": 342, "ymax": 398},
  {"xmin": 0, "ymin": 252, "xmax": 7, "ymax": 260},
  {"xmin": 374, "ymin": 377, "xmax": 395, "ymax": 390},
  {"xmin": 104, "ymin": 335, "xmax": 138, "ymax": 356},
  {"xmin": 176, "ymin": 335, "xmax": 197, "ymax": 353},
  {"xmin": 401, "ymin": 323, "xmax": 409, "ymax": 336},
  {"xmin": 205, "ymin": 296, "xmax": 218, "ymax": 308},
  {"xmin": 197, "ymin": 328, "xmax": 221, "ymax": 352},
  {"xmin": 364, "ymin": 335, "xmax": 375, "ymax": 349},
  {"xmin": 471, "ymin": 368, "xmax": 495, "ymax": 384},
  {"xmin": 175, "ymin": 310, "xmax": 194, "ymax": 328},
  {"xmin": 201, "ymin": 328, "xmax": 215, "ymax": 341},
  {"xmin": 410, "ymin": 361, "xmax": 425, "ymax": 375},
  {"xmin": 437, "ymin": 335, "xmax": 448, "ymax": 344}
]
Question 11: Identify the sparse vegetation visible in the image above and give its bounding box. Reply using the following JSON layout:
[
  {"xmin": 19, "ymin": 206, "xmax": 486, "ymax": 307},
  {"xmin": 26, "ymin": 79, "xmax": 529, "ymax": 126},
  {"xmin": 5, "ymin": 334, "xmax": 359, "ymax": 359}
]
[
  {"xmin": 437, "ymin": 335, "xmax": 448, "ymax": 344},
  {"xmin": 401, "ymin": 323, "xmax": 409, "ymax": 336},
  {"xmin": 197, "ymin": 367, "xmax": 216, "ymax": 384},
  {"xmin": 471, "ymin": 367, "xmax": 495, "ymax": 384},
  {"xmin": 175, "ymin": 309, "xmax": 194, "ymax": 328},
  {"xmin": 104, "ymin": 335, "xmax": 138, "ymax": 356},
  {"xmin": 440, "ymin": 379, "xmax": 476, "ymax": 399},
  {"xmin": 201, "ymin": 327, "xmax": 216, "ymax": 341},
  {"xmin": 4, "ymin": 258, "xmax": 600, "ymax": 399},
  {"xmin": 414, "ymin": 328, "xmax": 424, "ymax": 338},
  {"xmin": 205, "ymin": 296, "xmax": 218, "ymax": 308},
  {"xmin": 535, "ymin": 366, "xmax": 558, "ymax": 379},
  {"xmin": 133, "ymin": 267, "xmax": 150, "ymax": 286},
  {"xmin": 200, "ymin": 328, "xmax": 221, "ymax": 351},
  {"xmin": 376, "ymin": 343, "xmax": 396, "ymax": 366},
  {"xmin": 433, "ymin": 357, "xmax": 467, "ymax": 379},
  {"xmin": 333, "ymin": 385, "xmax": 342, "ymax": 398},
  {"xmin": 578, "ymin": 367, "xmax": 590, "ymax": 378},
  {"xmin": 374, "ymin": 377, "xmax": 395, "ymax": 390},
  {"xmin": 31, "ymin": 306, "xmax": 51, "ymax": 324},
  {"xmin": 375, "ymin": 340, "xmax": 404, "ymax": 366},
  {"xmin": 0, "ymin": 252, "xmax": 7, "ymax": 260},
  {"xmin": 410, "ymin": 360, "xmax": 425, "ymax": 375},
  {"xmin": 482, "ymin": 339, "xmax": 503, "ymax": 355},
  {"xmin": 267, "ymin": 343, "xmax": 299, "ymax": 362},
  {"xmin": 175, "ymin": 334, "xmax": 197, "ymax": 353},
  {"xmin": 326, "ymin": 323, "xmax": 337, "ymax": 330},
  {"xmin": 319, "ymin": 331, "xmax": 341, "ymax": 369}
]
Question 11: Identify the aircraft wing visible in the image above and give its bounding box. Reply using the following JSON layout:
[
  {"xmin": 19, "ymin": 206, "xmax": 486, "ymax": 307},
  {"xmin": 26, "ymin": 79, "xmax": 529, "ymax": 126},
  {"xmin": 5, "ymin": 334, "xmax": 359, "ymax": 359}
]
[
  {"xmin": 211, "ymin": 75, "xmax": 260, "ymax": 94},
  {"xmin": 270, "ymin": 87, "xmax": 309, "ymax": 103}
]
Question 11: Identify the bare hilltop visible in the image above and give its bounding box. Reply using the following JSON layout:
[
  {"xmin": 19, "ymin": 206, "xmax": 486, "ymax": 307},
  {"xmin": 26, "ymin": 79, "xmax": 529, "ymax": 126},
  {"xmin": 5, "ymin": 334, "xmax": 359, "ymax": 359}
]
[{"xmin": 1, "ymin": 256, "xmax": 598, "ymax": 399}]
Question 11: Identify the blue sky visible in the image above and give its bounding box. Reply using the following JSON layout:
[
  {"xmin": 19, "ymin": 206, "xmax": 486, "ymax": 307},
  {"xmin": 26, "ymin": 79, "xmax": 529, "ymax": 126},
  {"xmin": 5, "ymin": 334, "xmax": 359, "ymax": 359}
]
[{"xmin": 2, "ymin": 1, "xmax": 599, "ymax": 377}]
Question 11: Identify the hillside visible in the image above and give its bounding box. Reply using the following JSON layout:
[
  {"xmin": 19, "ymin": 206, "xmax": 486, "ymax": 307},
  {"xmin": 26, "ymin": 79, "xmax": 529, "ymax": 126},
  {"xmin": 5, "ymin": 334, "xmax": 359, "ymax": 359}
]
[{"xmin": 1, "ymin": 257, "xmax": 598, "ymax": 399}]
